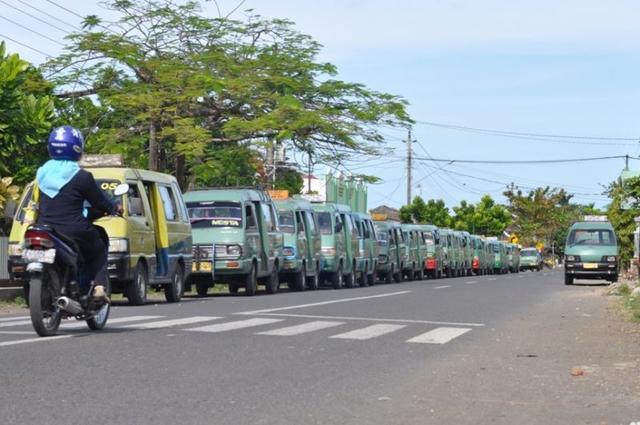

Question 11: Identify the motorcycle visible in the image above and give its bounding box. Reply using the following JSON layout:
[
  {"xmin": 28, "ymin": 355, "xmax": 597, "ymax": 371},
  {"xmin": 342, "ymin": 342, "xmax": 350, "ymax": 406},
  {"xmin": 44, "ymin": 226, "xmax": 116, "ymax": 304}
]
[{"xmin": 21, "ymin": 183, "xmax": 129, "ymax": 337}]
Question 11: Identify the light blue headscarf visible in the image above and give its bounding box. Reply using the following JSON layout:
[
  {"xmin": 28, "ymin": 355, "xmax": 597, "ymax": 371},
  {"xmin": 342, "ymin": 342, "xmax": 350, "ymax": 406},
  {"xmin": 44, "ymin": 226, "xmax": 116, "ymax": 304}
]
[{"xmin": 36, "ymin": 159, "xmax": 81, "ymax": 198}]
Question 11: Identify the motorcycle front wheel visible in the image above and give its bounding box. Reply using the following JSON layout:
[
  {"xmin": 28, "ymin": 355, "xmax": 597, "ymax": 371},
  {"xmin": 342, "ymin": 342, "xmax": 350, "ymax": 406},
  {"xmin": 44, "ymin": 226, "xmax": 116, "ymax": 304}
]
[
  {"xmin": 29, "ymin": 265, "xmax": 62, "ymax": 337},
  {"xmin": 87, "ymin": 277, "xmax": 111, "ymax": 331}
]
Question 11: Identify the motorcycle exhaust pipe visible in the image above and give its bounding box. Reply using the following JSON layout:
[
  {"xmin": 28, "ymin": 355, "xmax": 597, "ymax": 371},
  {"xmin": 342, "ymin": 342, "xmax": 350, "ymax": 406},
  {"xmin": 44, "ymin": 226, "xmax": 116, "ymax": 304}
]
[{"xmin": 57, "ymin": 296, "xmax": 84, "ymax": 316}]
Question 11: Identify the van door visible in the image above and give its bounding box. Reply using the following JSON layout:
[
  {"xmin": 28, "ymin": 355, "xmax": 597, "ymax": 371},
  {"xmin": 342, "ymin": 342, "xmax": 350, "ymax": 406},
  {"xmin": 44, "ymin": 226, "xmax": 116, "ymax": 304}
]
[
  {"xmin": 245, "ymin": 203, "xmax": 261, "ymax": 271},
  {"xmin": 127, "ymin": 181, "xmax": 156, "ymax": 279},
  {"xmin": 305, "ymin": 211, "xmax": 321, "ymax": 271},
  {"xmin": 295, "ymin": 211, "xmax": 308, "ymax": 264}
]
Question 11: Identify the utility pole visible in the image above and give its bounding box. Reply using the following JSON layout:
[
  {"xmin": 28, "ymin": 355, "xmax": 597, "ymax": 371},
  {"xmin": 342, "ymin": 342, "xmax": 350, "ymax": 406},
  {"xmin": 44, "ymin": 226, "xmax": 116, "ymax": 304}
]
[{"xmin": 403, "ymin": 129, "xmax": 417, "ymax": 205}]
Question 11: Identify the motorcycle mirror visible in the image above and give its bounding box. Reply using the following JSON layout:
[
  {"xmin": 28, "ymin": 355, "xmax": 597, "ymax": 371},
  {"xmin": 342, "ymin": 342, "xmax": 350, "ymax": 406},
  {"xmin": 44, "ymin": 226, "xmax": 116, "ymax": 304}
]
[{"xmin": 114, "ymin": 183, "xmax": 130, "ymax": 197}]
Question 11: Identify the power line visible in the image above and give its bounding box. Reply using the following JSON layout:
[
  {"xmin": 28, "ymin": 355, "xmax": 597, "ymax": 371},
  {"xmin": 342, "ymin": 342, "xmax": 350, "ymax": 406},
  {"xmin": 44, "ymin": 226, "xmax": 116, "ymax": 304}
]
[
  {"xmin": 15, "ymin": 0, "xmax": 81, "ymax": 31},
  {"xmin": 416, "ymin": 120, "xmax": 639, "ymax": 142},
  {"xmin": 0, "ymin": 15, "xmax": 66, "ymax": 46},
  {"xmin": 0, "ymin": 32, "xmax": 52, "ymax": 57},
  {"xmin": 44, "ymin": 0, "xmax": 119, "ymax": 34},
  {"xmin": 0, "ymin": 0, "xmax": 72, "ymax": 34},
  {"xmin": 412, "ymin": 154, "xmax": 633, "ymax": 165}
]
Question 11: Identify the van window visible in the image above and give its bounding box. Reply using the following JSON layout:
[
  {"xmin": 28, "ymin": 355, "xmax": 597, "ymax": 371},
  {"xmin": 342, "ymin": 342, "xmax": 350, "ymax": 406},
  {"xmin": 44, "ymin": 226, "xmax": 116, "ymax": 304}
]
[
  {"xmin": 187, "ymin": 201, "xmax": 243, "ymax": 228},
  {"xmin": 317, "ymin": 212, "xmax": 333, "ymax": 235},
  {"xmin": 126, "ymin": 183, "xmax": 145, "ymax": 217},
  {"xmin": 278, "ymin": 211, "xmax": 295, "ymax": 234},
  {"xmin": 348, "ymin": 215, "xmax": 359, "ymax": 238},
  {"xmin": 172, "ymin": 183, "xmax": 189, "ymax": 223},
  {"xmin": 568, "ymin": 228, "xmax": 616, "ymax": 246},
  {"xmin": 245, "ymin": 204, "xmax": 257, "ymax": 229},
  {"xmin": 296, "ymin": 212, "xmax": 305, "ymax": 234},
  {"xmin": 15, "ymin": 185, "xmax": 34, "ymax": 222},
  {"xmin": 158, "ymin": 186, "xmax": 177, "ymax": 221},
  {"xmin": 261, "ymin": 203, "xmax": 275, "ymax": 231}
]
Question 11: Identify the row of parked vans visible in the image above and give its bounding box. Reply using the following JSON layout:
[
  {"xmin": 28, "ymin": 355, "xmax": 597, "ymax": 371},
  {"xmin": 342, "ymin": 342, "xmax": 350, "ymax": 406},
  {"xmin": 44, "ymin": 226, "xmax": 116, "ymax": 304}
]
[{"xmin": 6, "ymin": 166, "xmax": 523, "ymax": 303}]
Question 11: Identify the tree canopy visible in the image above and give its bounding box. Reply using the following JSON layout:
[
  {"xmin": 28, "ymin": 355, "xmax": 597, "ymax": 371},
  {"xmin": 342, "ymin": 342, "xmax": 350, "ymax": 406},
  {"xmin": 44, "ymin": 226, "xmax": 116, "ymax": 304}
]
[{"xmin": 43, "ymin": 0, "xmax": 411, "ymax": 189}]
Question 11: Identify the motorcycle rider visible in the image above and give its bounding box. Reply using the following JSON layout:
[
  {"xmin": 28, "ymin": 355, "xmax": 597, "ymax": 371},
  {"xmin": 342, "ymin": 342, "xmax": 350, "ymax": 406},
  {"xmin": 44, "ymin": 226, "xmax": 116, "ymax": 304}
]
[{"xmin": 35, "ymin": 125, "xmax": 120, "ymax": 302}]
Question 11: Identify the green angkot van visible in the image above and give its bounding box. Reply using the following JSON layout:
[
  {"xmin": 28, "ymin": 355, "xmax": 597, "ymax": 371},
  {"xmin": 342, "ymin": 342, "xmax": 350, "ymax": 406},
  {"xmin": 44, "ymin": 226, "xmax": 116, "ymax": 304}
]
[
  {"xmin": 458, "ymin": 231, "xmax": 473, "ymax": 276},
  {"xmin": 275, "ymin": 198, "xmax": 322, "ymax": 291},
  {"xmin": 438, "ymin": 228, "xmax": 455, "ymax": 277},
  {"xmin": 184, "ymin": 188, "xmax": 284, "ymax": 296},
  {"xmin": 489, "ymin": 240, "xmax": 507, "ymax": 274},
  {"xmin": 520, "ymin": 247, "xmax": 542, "ymax": 272},
  {"xmin": 352, "ymin": 212, "xmax": 379, "ymax": 286},
  {"xmin": 401, "ymin": 224, "xmax": 431, "ymax": 281},
  {"xmin": 312, "ymin": 203, "xmax": 359, "ymax": 289},
  {"xmin": 420, "ymin": 225, "xmax": 443, "ymax": 279},
  {"xmin": 470, "ymin": 235, "xmax": 484, "ymax": 275},
  {"xmin": 373, "ymin": 220, "xmax": 404, "ymax": 283},
  {"xmin": 564, "ymin": 219, "xmax": 619, "ymax": 285}
]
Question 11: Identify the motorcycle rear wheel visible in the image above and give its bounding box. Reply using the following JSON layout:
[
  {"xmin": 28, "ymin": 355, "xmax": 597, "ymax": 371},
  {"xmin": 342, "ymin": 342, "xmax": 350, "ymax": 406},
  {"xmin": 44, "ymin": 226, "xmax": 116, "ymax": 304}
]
[{"xmin": 29, "ymin": 266, "xmax": 62, "ymax": 337}]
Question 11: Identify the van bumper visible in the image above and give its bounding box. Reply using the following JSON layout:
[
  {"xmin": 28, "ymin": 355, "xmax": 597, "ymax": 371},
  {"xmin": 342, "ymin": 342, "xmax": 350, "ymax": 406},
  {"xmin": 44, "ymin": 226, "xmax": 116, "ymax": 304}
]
[
  {"xmin": 107, "ymin": 254, "xmax": 130, "ymax": 281},
  {"xmin": 320, "ymin": 256, "xmax": 339, "ymax": 272},
  {"xmin": 8, "ymin": 256, "xmax": 27, "ymax": 283},
  {"xmin": 281, "ymin": 258, "xmax": 301, "ymax": 272},
  {"xmin": 565, "ymin": 262, "xmax": 617, "ymax": 278}
]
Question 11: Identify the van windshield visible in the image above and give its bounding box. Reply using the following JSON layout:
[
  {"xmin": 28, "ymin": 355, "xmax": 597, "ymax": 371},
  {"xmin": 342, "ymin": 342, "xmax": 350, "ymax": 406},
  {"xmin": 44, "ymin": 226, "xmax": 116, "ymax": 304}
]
[
  {"xmin": 278, "ymin": 211, "xmax": 295, "ymax": 234},
  {"xmin": 521, "ymin": 249, "xmax": 537, "ymax": 257},
  {"xmin": 317, "ymin": 212, "xmax": 333, "ymax": 235},
  {"xmin": 187, "ymin": 201, "xmax": 242, "ymax": 228},
  {"xmin": 492, "ymin": 245, "xmax": 500, "ymax": 252},
  {"xmin": 424, "ymin": 233, "xmax": 434, "ymax": 245},
  {"xmin": 568, "ymin": 229, "xmax": 616, "ymax": 246}
]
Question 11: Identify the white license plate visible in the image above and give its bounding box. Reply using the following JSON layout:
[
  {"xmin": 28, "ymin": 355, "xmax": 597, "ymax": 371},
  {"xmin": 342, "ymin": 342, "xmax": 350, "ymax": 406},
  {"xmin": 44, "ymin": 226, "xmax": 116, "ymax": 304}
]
[{"xmin": 23, "ymin": 249, "xmax": 56, "ymax": 264}]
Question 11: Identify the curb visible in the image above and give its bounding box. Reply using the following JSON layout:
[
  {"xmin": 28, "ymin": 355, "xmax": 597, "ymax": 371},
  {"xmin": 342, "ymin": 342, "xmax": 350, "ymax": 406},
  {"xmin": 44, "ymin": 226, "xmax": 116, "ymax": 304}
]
[{"xmin": 0, "ymin": 287, "xmax": 23, "ymax": 302}]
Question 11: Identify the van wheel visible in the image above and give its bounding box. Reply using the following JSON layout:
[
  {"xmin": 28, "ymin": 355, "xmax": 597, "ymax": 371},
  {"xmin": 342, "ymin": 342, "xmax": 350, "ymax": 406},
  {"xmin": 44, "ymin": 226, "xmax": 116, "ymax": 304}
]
[
  {"xmin": 245, "ymin": 263, "xmax": 258, "ymax": 296},
  {"xmin": 293, "ymin": 264, "xmax": 306, "ymax": 292},
  {"xmin": 196, "ymin": 281, "xmax": 209, "ymax": 296},
  {"xmin": 564, "ymin": 274, "xmax": 574, "ymax": 286},
  {"xmin": 359, "ymin": 266, "xmax": 368, "ymax": 287},
  {"xmin": 265, "ymin": 265, "xmax": 279, "ymax": 294},
  {"xmin": 332, "ymin": 264, "xmax": 344, "ymax": 289},
  {"xmin": 344, "ymin": 265, "xmax": 356, "ymax": 288},
  {"xmin": 385, "ymin": 265, "xmax": 393, "ymax": 284},
  {"xmin": 368, "ymin": 271, "xmax": 377, "ymax": 286},
  {"xmin": 164, "ymin": 265, "xmax": 184, "ymax": 303},
  {"xmin": 416, "ymin": 268, "xmax": 425, "ymax": 281},
  {"xmin": 127, "ymin": 262, "xmax": 148, "ymax": 306},
  {"xmin": 228, "ymin": 282, "xmax": 239, "ymax": 294},
  {"xmin": 306, "ymin": 269, "xmax": 319, "ymax": 290},
  {"xmin": 394, "ymin": 265, "xmax": 403, "ymax": 283}
]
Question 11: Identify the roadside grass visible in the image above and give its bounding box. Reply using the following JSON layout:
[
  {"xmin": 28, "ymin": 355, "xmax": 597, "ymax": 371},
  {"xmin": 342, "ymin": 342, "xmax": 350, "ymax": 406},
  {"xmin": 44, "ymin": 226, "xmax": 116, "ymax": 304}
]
[
  {"xmin": 0, "ymin": 295, "xmax": 27, "ymax": 313},
  {"xmin": 616, "ymin": 283, "xmax": 640, "ymax": 323}
]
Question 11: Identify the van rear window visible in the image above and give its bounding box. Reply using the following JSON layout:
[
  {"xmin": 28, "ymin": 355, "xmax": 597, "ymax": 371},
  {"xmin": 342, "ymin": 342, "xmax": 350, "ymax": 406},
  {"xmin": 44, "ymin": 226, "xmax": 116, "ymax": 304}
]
[
  {"xmin": 187, "ymin": 201, "xmax": 242, "ymax": 228},
  {"xmin": 278, "ymin": 211, "xmax": 295, "ymax": 234},
  {"xmin": 317, "ymin": 212, "xmax": 333, "ymax": 235},
  {"xmin": 567, "ymin": 229, "xmax": 616, "ymax": 246}
]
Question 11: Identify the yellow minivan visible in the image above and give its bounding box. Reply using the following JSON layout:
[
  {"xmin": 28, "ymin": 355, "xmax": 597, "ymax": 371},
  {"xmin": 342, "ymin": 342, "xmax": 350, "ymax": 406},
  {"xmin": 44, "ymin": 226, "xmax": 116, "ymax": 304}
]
[{"xmin": 7, "ymin": 166, "xmax": 193, "ymax": 305}]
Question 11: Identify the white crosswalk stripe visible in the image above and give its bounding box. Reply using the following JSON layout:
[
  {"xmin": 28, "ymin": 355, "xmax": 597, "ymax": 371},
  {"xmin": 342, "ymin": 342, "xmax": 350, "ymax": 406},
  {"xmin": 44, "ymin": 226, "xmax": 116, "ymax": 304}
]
[
  {"xmin": 0, "ymin": 320, "xmax": 33, "ymax": 328},
  {"xmin": 329, "ymin": 324, "xmax": 406, "ymax": 340},
  {"xmin": 185, "ymin": 318, "xmax": 283, "ymax": 333},
  {"xmin": 120, "ymin": 316, "xmax": 221, "ymax": 330},
  {"xmin": 61, "ymin": 315, "xmax": 165, "ymax": 330},
  {"xmin": 0, "ymin": 316, "xmax": 29, "ymax": 323},
  {"xmin": 406, "ymin": 327, "xmax": 471, "ymax": 344},
  {"xmin": 256, "ymin": 321, "xmax": 344, "ymax": 336}
]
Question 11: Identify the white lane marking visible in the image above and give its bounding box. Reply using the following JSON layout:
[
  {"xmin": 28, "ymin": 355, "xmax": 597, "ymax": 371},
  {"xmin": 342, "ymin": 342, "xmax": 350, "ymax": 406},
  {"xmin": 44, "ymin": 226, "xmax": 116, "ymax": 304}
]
[
  {"xmin": 488, "ymin": 278, "xmax": 497, "ymax": 281},
  {"xmin": 0, "ymin": 316, "xmax": 29, "ymax": 323},
  {"xmin": 434, "ymin": 285, "xmax": 451, "ymax": 289},
  {"xmin": 465, "ymin": 281, "xmax": 478, "ymax": 284},
  {"xmin": 256, "ymin": 321, "xmax": 344, "ymax": 336},
  {"xmin": 120, "ymin": 316, "xmax": 221, "ymax": 330},
  {"xmin": 61, "ymin": 315, "xmax": 165, "ymax": 330},
  {"xmin": 0, "ymin": 335, "xmax": 73, "ymax": 347},
  {"xmin": 330, "ymin": 324, "xmax": 406, "ymax": 340},
  {"xmin": 250, "ymin": 312, "xmax": 485, "ymax": 327},
  {"xmin": 236, "ymin": 291, "xmax": 411, "ymax": 315},
  {"xmin": 0, "ymin": 320, "xmax": 32, "ymax": 328},
  {"xmin": 185, "ymin": 318, "xmax": 283, "ymax": 333},
  {"xmin": 0, "ymin": 331, "xmax": 35, "ymax": 335},
  {"xmin": 407, "ymin": 327, "xmax": 472, "ymax": 344}
]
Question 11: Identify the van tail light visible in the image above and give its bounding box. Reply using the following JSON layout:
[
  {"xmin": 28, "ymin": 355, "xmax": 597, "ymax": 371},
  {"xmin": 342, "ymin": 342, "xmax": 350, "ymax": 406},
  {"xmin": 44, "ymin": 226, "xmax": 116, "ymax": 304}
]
[
  {"xmin": 472, "ymin": 256, "xmax": 480, "ymax": 269},
  {"xmin": 24, "ymin": 229, "xmax": 54, "ymax": 249},
  {"xmin": 425, "ymin": 257, "xmax": 437, "ymax": 270}
]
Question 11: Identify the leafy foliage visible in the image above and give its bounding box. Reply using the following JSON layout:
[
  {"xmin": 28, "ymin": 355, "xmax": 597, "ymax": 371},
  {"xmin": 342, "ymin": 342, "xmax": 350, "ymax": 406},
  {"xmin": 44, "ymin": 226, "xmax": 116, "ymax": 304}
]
[
  {"xmin": 400, "ymin": 197, "xmax": 452, "ymax": 227},
  {"xmin": 0, "ymin": 42, "xmax": 54, "ymax": 184},
  {"xmin": 274, "ymin": 168, "xmax": 303, "ymax": 195},
  {"xmin": 606, "ymin": 177, "xmax": 640, "ymax": 267},
  {"xmin": 43, "ymin": 0, "xmax": 411, "ymax": 188},
  {"xmin": 451, "ymin": 195, "xmax": 511, "ymax": 236}
]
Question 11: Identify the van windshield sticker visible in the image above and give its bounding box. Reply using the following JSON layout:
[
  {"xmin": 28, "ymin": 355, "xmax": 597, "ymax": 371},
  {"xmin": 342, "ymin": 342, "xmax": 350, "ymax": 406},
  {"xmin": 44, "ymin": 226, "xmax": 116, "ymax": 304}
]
[{"xmin": 187, "ymin": 201, "xmax": 243, "ymax": 228}]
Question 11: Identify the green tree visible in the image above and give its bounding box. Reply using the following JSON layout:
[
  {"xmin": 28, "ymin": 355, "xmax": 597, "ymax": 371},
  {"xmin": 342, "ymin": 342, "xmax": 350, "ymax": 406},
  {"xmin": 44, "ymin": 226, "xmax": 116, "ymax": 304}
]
[
  {"xmin": 275, "ymin": 168, "xmax": 304, "ymax": 195},
  {"xmin": 0, "ymin": 42, "xmax": 54, "ymax": 183},
  {"xmin": 607, "ymin": 177, "xmax": 640, "ymax": 268},
  {"xmin": 44, "ymin": 0, "xmax": 411, "ymax": 188},
  {"xmin": 451, "ymin": 195, "xmax": 511, "ymax": 236},
  {"xmin": 400, "ymin": 196, "xmax": 451, "ymax": 227}
]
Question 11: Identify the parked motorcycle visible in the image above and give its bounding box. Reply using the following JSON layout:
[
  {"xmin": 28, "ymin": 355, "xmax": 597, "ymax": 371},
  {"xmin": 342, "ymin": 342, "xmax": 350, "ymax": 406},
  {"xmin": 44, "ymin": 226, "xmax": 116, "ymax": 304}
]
[{"xmin": 22, "ymin": 183, "xmax": 129, "ymax": 337}]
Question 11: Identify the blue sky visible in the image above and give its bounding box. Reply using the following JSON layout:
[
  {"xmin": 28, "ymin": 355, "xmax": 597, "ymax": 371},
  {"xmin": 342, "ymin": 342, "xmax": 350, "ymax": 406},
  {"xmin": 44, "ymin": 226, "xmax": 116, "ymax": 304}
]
[{"xmin": 2, "ymin": 0, "xmax": 640, "ymax": 210}]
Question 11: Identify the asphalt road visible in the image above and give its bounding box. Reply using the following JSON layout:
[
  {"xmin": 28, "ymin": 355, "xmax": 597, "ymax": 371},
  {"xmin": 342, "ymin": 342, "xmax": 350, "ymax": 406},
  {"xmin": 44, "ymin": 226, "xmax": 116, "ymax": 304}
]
[{"xmin": 1, "ymin": 270, "xmax": 639, "ymax": 425}]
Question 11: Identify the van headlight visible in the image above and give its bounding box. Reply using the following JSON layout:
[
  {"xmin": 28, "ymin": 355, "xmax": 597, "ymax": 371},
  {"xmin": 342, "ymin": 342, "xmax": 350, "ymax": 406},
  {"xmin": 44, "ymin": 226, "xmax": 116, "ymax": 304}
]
[
  {"xmin": 566, "ymin": 255, "xmax": 575, "ymax": 262},
  {"xmin": 8, "ymin": 243, "xmax": 23, "ymax": 257},
  {"xmin": 226, "ymin": 244, "xmax": 243, "ymax": 258},
  {"xmin": 108, "ymin": 238, "xmax": 129, "ymax": 253},
  {"xmin": 606, "ymin": 256, "xmax": 617, "ymax": 262}
]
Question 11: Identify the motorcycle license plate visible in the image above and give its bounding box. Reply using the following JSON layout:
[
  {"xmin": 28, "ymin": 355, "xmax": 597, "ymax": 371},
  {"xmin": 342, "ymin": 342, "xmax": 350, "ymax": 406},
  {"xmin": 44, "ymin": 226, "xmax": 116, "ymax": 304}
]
[{"xmin": 23, "ymin": 249, "xmax": 56, "ymax": 264}]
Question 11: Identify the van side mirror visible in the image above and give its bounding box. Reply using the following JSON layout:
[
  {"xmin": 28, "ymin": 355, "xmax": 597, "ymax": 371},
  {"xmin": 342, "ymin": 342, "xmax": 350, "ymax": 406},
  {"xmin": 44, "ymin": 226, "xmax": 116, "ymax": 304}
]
[
  {"xmin": 129, "ymin": 198, "xmax": 144, "ymax": 216},
  {"xmin": 3, "ymin": 199, "xmax": 17, "ymax": 219},
  {"xmin": 335, "ymin": 221, "xmax": 343, "ymax": 233}
]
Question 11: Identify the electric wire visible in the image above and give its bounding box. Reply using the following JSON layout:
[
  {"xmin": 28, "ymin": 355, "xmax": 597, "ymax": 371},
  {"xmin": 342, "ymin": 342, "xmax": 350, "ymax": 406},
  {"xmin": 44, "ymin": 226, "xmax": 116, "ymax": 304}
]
[
  {"xmin": 0, "ymin": 0, "xmax": 70, "ymax": 34},
  {"xmin": 15, "ymin": 0, "xmax": 82, "ymax": 31},
  {"xmin": 0, "ymin": 32, "xmax": 52, "ymax": 57},
  {"xmin": 0, "ymin": 15, "xmax": 66, "ymax": 46}
]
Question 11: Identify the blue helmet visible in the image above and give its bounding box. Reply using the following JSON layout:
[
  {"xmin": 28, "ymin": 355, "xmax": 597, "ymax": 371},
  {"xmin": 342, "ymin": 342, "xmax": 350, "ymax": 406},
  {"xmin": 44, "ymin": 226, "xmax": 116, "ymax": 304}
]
[{"xmin": 47, "ymin": 126, "xmax": 84, "ymax": 161}]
